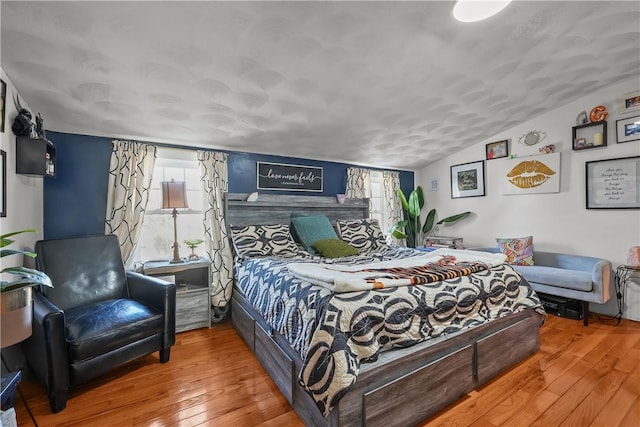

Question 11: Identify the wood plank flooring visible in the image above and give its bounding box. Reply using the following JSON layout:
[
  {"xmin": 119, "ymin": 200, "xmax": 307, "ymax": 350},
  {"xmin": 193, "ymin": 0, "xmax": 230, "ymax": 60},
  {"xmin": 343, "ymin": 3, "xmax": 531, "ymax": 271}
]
[{"xmin": 11, "ymin": 314, "xmax": 640, "ymax": 426}]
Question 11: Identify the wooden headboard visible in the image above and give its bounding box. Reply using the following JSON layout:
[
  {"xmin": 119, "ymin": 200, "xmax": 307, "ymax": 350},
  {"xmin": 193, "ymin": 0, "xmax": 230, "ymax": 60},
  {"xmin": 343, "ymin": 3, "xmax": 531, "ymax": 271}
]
[{"xmin": 224, "ymin": 193, "xmax": 369, "ymax": 227}]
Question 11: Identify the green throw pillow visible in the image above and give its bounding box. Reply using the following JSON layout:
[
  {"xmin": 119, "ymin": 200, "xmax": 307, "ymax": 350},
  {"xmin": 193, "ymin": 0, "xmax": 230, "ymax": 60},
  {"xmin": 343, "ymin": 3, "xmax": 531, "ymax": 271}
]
[{"xmin": 312, "ymin": 239, "xmax": 359, "ymax": 258}]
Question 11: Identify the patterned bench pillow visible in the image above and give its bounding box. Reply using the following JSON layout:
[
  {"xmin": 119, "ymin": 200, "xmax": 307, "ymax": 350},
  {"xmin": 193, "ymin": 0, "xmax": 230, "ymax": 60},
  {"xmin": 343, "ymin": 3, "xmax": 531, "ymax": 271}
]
[
  {"xmin": 335, "ymin": 218, "xmax": 387, "ymax": 253},
  {"xmin": 230, "ymin": 224, "xmax": 299, "ymax": 258}
]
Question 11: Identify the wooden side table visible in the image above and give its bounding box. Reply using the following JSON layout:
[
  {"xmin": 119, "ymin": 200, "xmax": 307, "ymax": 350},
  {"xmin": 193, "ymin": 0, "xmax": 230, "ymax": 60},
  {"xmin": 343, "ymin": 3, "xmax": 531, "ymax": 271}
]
[{"xmin": 142, "ymin": 259, "xmax": 211, "ymax": 333}]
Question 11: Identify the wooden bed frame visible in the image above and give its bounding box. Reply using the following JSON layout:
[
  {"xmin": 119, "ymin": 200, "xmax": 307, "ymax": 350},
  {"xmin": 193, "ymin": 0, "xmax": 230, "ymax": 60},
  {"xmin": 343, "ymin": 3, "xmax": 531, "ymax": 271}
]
[{"xmin": 224, "ymin": 193, "xmax": 542, "ymax": 427}]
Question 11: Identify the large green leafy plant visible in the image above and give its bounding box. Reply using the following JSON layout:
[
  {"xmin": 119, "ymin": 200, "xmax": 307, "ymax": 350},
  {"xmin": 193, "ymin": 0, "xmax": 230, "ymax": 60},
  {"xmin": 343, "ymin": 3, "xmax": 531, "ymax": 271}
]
[
  {"xmin": 1, "ymin": 229, "xmax": 52, "ymax": 292},
  {"xmin": 390, "ymin": 186, "xmax": 471, "ymax": 248}
]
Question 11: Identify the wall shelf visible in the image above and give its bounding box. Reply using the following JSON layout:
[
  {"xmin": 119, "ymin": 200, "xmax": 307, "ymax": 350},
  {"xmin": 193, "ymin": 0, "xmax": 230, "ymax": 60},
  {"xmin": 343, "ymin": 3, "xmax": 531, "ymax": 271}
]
[
  {"xmin": 16, "ymin": 136, "xmax": 56, "ymax": 177},
  {"xmin": 572, "ymin": 121, "xmax": 607, "ymax": 151}
]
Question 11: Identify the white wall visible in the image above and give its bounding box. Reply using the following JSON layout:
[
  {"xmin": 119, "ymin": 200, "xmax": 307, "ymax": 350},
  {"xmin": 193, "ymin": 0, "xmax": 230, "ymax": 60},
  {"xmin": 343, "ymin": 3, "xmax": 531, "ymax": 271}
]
[
  {"xmin": 0, "ymin": 68, "xmax": 44, "ymax": 262},
  {"xmin": 416, "ymin": 77, "xmax": 640, "ymax": 319}
]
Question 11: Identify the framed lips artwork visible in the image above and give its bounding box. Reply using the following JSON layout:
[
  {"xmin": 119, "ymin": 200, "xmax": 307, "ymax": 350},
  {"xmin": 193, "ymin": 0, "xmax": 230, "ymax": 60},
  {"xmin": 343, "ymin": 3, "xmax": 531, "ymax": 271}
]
[{"xmin": 499, "ymin": 152, "xmax": 560, "ymax": 195}]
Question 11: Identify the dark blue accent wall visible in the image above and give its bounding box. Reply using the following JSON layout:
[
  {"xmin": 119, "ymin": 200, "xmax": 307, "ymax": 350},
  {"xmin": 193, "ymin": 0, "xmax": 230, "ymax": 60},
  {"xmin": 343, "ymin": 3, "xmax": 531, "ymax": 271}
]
[{"xmin": 44, "ymin": 132, "xmax": 414, "ymax": 239}]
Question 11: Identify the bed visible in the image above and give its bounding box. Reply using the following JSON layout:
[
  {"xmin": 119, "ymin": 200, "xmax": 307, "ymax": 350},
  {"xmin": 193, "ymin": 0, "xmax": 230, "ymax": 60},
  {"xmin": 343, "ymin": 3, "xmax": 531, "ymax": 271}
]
[{"xmin": 224, "ymin": 193, "xmax": 545, "ymax": 427}]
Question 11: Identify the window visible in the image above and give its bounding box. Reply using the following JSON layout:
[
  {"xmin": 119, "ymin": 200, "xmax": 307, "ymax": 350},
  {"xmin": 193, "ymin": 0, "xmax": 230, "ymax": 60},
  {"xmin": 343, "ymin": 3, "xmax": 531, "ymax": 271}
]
[
  {"xmin": 369, "ymin": 170, "xmax": 385, "ymax": 231},
  {"xmin": 131, "ymin": 148, "xmax": 204, "ymax": 264}
]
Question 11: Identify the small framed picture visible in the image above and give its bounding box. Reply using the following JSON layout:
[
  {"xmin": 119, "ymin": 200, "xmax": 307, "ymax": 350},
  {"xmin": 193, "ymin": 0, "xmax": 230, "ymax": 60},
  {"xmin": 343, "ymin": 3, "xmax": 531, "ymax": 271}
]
[
  {"xmin": 486, "ymin": 139, "xmax": 509, "ymax": 160},
  {"xmin": 1, "ymin": 149, "xmax": 6, "ymax": 217},
  {"xmin": 619, "ymin": 90, "xmax": 640, "ymax": 115},
  {"xmin": 450, "ymin": 160, "xmax": 485, "ymax": 199},
  {"xmin": 0, "ymin": 79, "xmax": 6, "ymax": 133},
  {"xmin": 616, "ymin": 115, "xmax": 640, "ymax": 144}
]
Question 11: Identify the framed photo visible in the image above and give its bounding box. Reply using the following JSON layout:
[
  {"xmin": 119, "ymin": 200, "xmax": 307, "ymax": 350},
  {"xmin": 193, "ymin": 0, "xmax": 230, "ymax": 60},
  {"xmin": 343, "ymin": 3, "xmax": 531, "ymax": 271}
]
[
  {"xmin": 619, "ymin": 90, "xmax": 640, "ymax": 115},
  {"xmin": 616, "ymin": 115, "xmax": 640, "ymax": 144},
  {"xmin": 0, "ymin": 79, "xmax": 6, "ymax": 133},
  {"xmin": 450, "ymin": 160, "xmax": 485, "ymax": 198},
  {"xmin": 1, "ymin": 150, "xmax": 6, "ymax": 217},
  {"xmin": 586, "ymin": 156, "xmax": 640, "ymax": 209},
  {"xmin": 486, "ymin": 139, "xmax": 509, "ymax": 160},
  {"xmin": 257, "ymin": 161, "xmax": 323, "ymax": 192}
]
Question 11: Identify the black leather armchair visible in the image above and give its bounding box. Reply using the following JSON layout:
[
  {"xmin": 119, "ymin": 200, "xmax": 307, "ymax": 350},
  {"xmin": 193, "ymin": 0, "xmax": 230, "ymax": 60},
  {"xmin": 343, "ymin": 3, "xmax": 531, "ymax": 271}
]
[{"xmin": 22, "ymin": 235, "xmax": 176, "ymax": 413}]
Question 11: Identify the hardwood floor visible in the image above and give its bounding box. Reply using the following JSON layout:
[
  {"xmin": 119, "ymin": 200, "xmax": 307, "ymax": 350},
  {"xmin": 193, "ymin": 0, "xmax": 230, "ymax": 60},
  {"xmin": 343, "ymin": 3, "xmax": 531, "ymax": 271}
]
[{"xmin": 12, "ymin": 314, "xmax": 640, "ymax": 426}]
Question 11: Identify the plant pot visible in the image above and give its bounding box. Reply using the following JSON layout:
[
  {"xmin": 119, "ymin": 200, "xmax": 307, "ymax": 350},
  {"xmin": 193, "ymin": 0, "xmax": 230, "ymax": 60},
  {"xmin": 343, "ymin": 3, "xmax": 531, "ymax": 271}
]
[{"xmin": 1, "ymin": 287, "xmax": 33, "ymax": 347}]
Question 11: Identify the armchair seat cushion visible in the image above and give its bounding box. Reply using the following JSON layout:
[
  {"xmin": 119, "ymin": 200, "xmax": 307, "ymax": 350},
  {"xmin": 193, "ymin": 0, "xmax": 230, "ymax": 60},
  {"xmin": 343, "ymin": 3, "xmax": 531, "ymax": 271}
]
[
  {"xmin": 65, "ymin": 298, "xmax": 163, "ymax": 362},
  {"xmin": 514, "ymin": 266, "xmax": 593, "ymax": 292}
]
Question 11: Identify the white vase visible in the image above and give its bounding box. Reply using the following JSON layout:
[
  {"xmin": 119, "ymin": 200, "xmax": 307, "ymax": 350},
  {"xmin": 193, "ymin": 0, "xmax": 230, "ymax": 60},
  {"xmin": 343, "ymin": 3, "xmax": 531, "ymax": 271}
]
[{"xmin": 0, "ymin": 287, "xmax": 33, "ymax": 348}]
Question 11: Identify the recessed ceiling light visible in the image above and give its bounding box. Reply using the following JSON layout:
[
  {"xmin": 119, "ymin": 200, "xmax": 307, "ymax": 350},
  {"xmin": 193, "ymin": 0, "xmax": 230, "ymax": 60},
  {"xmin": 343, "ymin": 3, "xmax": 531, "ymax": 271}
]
[{"xmin": 453, "ymin": 0, "xmax": 512, "ymax": 23}]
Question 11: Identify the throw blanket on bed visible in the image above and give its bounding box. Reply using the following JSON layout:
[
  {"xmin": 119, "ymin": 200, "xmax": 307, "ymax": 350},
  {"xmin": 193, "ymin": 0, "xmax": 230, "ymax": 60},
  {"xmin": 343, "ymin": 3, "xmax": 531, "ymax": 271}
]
[{"xmin": 287, "ymin": 249, "xmax": 507, "ymax": 292}]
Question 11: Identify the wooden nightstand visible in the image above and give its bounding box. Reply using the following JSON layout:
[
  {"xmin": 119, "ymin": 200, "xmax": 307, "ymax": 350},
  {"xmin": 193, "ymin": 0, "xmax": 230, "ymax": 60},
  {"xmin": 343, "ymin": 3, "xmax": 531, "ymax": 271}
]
[{"xmin": 142, "ymin": 259, "xmax": 211, "ymax": 333}]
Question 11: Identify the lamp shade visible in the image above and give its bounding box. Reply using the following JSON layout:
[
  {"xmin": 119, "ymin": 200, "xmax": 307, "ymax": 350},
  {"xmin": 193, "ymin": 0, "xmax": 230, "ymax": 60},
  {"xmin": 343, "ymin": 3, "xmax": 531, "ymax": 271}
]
[{"xmin": 161, "ymin": 180, "xmax": 188, "ymax": 209}]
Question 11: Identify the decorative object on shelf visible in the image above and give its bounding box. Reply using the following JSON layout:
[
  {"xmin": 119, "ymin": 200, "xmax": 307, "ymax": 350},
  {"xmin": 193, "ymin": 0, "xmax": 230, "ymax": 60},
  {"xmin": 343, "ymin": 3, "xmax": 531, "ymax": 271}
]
[
  {"xmin": 586, "ymin": 156, "xmax": 640, "ymax": 209},
  {"xmin": 450, "ymin": 160, "xmax": 485, "ymax": 198},
  {"xmin": 35, "ymin": 113, "xmax": 47, "ymax": 140},
  {"xmin": 618, "ymin": 90, "xmax": 640, "ymax": 115},
  {"xmin": 246, "ymin": 191, "xmax": 259, "ymax": 202},
  {"xmin": 11, "ymin": 98, "xmax": 34, "ymax": 137},
  {"xmin": 1, "ymin": 150, "xmax": 5, "ymax": 217},
  {"xmin": 184, "ymin": 239, "xmax": 204, "ymax": 260},
  {"xmin": 1, "ymin": 229, "xmax": 53, "ymax": 348},
  {"xmin": 616, "ymin": 115, "xmax": 640, "ymax": 144},
  {"xmin": 589, "ymin": 105, "xmax": 608, "ymax": 122},
  {"xmin": 576, "ymin": 110, "xmax": 589, "ymax": 125},
  {"xmin": 161, "ymin": 179, "xmax": 189, "ymax": 263},
  {"xmin": 0, "ymin": 79, "xmax": 6, "ymax": 133},
  {"xmin": 336, "ymin": 193, "xmax": 346, "ymax": 203},
  {"xmin": 499, "ymin": 152, "xmax": 560, "ymax": 195},
  {"xmin": 572, "ymin": 120, "xmax": 607, "ymax": 150},
  {"xmin": 628, "ymin": 246, "xmax": 640, "ymax": 267},
  {"xmin": 538, "ymin": 144, "xmax": 555, "ymax": 154},
  {"xmin": 485, "ymin": 139, "xmax": 509, "ymax": 160},
  {"xmin": 390, "ymin": 186, "xmax": 470, "ymax": 248},
  {"xmin": 518, "ymin": 130, "xmax": 546, "ymax": 146}
]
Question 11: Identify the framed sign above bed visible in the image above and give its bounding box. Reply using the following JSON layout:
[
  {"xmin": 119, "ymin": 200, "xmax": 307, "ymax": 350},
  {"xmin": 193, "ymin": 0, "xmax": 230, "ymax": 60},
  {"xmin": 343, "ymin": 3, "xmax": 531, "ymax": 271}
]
[{"xmin": 257, "ymin": 161, "xmax": 323, "ymax": 192}]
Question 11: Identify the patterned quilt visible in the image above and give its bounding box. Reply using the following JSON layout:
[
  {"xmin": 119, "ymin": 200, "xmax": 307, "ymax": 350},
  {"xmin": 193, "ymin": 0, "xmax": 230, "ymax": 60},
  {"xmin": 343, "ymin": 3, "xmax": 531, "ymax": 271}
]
[{"xmin": 234, "ymin": 246, "xmax": 545, "ymax": 416}]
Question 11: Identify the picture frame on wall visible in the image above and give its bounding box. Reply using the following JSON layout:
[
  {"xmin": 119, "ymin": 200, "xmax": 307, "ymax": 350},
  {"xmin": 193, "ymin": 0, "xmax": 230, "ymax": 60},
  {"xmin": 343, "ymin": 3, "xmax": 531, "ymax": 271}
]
[
  {"xmin": 257, "ymin": 161, "xmax": 323, "ymax": 192},
  {"xmin": 616, "ymin": 115, "xmax": 640, "ymax": 144},
  {"xmin": 586, "ymin": 156, "xmax": 640, "ymax": 209},
  {"xmin": 450, "ymin": 160, "xmax": 485, "ymax": 199},
  {"xmin": 0, "ymin": 79, "xmax": 6, "ymax": 133},
  {"xmin": 486, "ymin": 139, "xmax": 509, "ymax": 160},
  {"xmin": 1, "ymin": 150, "xmax": 6, "ymax": 217},
  {"xmin": 619, "ymin": 90, "xmax": 640, "ymax": 115}
]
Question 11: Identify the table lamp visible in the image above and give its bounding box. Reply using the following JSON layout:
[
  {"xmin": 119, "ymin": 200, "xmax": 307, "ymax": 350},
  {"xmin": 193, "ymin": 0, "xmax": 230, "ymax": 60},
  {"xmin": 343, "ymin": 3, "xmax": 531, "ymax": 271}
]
[{"xmin": 161, "ymin": 179, "xmax": 188, "ymax": 263}]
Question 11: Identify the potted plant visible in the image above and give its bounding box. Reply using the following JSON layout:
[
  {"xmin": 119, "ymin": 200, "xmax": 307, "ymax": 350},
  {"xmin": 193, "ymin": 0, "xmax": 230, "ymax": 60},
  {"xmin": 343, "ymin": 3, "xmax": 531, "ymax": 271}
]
[
  {"xmin": 390, "ymin": 186, "xmax": 471, "ymax": 248},
  {"xmin": 1, "ymin": 229, "xmax": 52, "ymax": 347}
]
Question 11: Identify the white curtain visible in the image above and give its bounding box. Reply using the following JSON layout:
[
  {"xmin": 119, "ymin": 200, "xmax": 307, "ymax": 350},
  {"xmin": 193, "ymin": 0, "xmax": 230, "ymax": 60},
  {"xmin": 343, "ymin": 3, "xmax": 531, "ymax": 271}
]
[
  {"xmin": 105, "ymin": 140, "xmax": 156, "ymax": 264},
  {"xmin": 345, "ymin": 167, "xmax": 372, "ymax": 216},
  {"xmin": 197, "ymin": 150, "xmax": 234, "ymax": 322},
  {"xmin": 382, "ymin": 170, "xmax": 403, "ymax": 245}
]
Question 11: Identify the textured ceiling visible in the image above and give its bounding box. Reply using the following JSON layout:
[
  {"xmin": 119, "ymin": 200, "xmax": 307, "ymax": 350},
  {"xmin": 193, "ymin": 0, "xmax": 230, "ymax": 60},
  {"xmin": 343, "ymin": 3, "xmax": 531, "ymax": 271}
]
[{"xmin": 1, "ymin": 1, "xmax": 639, "ymax": 170}]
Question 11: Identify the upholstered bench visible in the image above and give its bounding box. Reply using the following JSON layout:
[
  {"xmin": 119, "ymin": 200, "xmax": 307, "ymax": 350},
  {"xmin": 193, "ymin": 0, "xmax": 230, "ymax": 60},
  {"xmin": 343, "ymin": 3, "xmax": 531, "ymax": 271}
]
[{"xmin": 473, "ymin": 248, "xmax": 613, "ymax": 326}]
